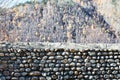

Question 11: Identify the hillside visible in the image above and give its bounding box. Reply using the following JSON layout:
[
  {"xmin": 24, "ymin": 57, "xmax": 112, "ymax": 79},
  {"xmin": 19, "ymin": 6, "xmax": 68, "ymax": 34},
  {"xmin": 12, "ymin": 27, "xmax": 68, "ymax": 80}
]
[{"xmin": 0, "ymin": 0, "xmax": 120, "ymax": 43}]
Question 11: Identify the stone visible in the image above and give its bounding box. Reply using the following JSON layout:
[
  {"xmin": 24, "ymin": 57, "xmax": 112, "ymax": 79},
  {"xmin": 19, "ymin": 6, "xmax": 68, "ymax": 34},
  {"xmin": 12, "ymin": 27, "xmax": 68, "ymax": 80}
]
[
  {"xmin": 47, "ymin": 52, "xmax": 55, "ymax": 56},
  {"xmin": 3, "ymin": 71, "xmax": 9, "ymax": 76},
  {"xmin": 25, "ymin": 68, "xmax": 31, "ymax": 72},
  {"xmin": 16, "ymin": 59, "xmax": 21, "ymax": 64},
  {"xmin": 117, "ymin": 74, "xmax": 120, "ymax": 77},
  {"xmin": 90, "ymin": 60, "xmax": 96, "ymax": 63},
  {"xmin": 10, "ymin": 53, "xmax": 15, "ymax": 56},
  {"xmin": 56, "ymin": 56, "xmax": 63, "ymax": 59},
  {"xmin": 42, "ymin": 56, "xmax": 47, "ymax": 60},
  {"xmin": 49, "ymin": 63, "xmax": 54, "ymax": 67},
  {"xmin": 20, "ymin": 68, "xmax": 25, "ymax": 72},
  {"xmin": 29, "ymin": 71, "xmax": 41, "ymax": 76},
  {"xmin": 70, "ymin": 62, "xmax": 75, "ymax": 66},
  {"xmin": 0, "ymin": 53, "xmax": 4, "ymax": 56},
  {"xmin": 46, "ymin": 77, "xmax": 51, "ymax": 80},
  {"xmin": 34, "ymin": 59, "xmax": 40, "ymax": 63},
  {"xmin": 19, "ymin": 77, "xmax": 25, "ymax": 80},
  {"xmin": 69, "ymin": 71, "xmax": 73, "ymax": 75},
  {"xmin": 42, "ymin": 73, "xmax": 47, "ymax": 76},
  {"xmin": 68, "ymin": 58, "xmax": 72, "ymax": 62},
  {"xmin": 39, "ymin": 77, "xmax": 46, "ymax": 80},
  {"xmin": 21, "ymin": 72, "xmax": 28, "ymax": 76},
  {"xmin": 24, "ymin": 64, "xmax": 29, "ymax": 68},
  {"xmin": 6, "ymin": 76, "xmax": 11, "ymax": 80},
  {"xmin": 76, "ymin": 67, "xmax": 81, "ymax": 71},
  {"xmin": 0, "ymin": 76, "xmax": 6, "ymax": 80},
  {"xmin": 49, "ymin": 56, "xmax": 54, "ymax": 60},
  {"xmin": 110, "ymin": 63, "xmax": 117, "ymax": 66},
  {"xmin": 43, "ymin": 68, "xmax": 50, "ymax": 72},
  {"xmin": 22, "ymin": 60, "xmax": 27, "ymax": 63},
  {"xmin": 11, "ymin": 77, "xmax": 18, "ymax": 80},
  {"xmin": 52, "ymin": 75, "xmax": 57, "ymax": 79},
  {"xmin": 14, "ymin": 73, "xmax": 21, "ymax": 77},
  {"xmin": 20, "ymin": 64, "xmax": 24, "ymax": 67},
  {"xmin": 88, "ymin": 52, "xmax": 96, "ymax": 56},
  {"xmin": 74, "ymin": 56, "xmax": 80, "ymax": 59},
  {"xmin": 53, "ymin": 68, "xmax": 58, "ymax": 71},
  {"xmin": 63, "ymin": 59, "xmax": 68, "ymax": 63},
  {"xmin": 40, "ymin": 60, "xmax": 45, "ymax": 64},
  {"xmin": 11, "ymin": 57, "xmax": 16, "ymax": 60},
  {"xmin": 31, "ymin": 77, "xmax": 38, "ymax": 80}
]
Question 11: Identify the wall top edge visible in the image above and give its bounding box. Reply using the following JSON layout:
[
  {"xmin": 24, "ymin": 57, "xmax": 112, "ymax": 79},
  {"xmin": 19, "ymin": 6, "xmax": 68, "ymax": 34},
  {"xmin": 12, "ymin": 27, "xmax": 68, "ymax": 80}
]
[{"xmin": 0, "ymin": 42, "xmax": 120, "ymax": 51}]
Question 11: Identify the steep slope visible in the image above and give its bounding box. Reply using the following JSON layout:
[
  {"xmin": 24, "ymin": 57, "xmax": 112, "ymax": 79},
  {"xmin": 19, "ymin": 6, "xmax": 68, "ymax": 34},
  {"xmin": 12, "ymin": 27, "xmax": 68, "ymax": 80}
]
[
  {"xmin": 0, "ymin": 0, "xmax": 119, "ymax": 43},
  {"xmin": 93, "ymin": 0, "xmax": 120, "ymax": 37}
]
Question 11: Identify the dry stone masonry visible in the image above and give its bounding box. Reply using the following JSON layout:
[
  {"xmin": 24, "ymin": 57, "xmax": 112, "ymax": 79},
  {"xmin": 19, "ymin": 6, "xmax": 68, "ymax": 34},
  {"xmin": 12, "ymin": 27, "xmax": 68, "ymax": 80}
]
[{"xmin": 0, "ymin": 42, "xmax": 120, "ymax": 80}]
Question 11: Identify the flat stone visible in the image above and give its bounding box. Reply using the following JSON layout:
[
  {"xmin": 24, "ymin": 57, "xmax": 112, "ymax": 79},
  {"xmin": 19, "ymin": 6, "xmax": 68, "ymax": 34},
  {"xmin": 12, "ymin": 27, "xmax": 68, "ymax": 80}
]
[
  {"xmin": 74, "ymin": 56, "xmax": 80, "ymax": 59},
  {"xmin": 31, "ymin": 77, "xmax": 38, "ymax": 80},
  {"xmin": 117, "ymin": 74, "xmax": 120, "ymax": 77},
  {"xmin": 29, "ymin": 71, "xmax": 41, "ymax": 76},
  {"xmin": 25, "ymin": 68, "xmax": 31, "ymax": 72},
  {"xmin": 14, "ymin": 73, "xmax": 21, "ymax": 77},
  {"xmin": 3, "ymin": 71, "xmax": 9, "ymax": 76},
  {"xmin": 10, "ymin": 53, "xmax": 15, "ymax": 56},
  {"xmin": 19, "ymin": 77, "xmax": 25, "ymax": 80},
  {"xmin": 88, "ymin": 52, "xmax": 95, "ymax": 56},
  {"xmin": 70, "ymin": 62, "xmax": 75, "ymax": 66},
  {"xmin": 56, "ymin": 56, "xmax": 63, "ymax": 59},
  {"xmin": 0, "ymin": 53, "xmax": 4, "ymax": 56},
  {"xmin": 21, "ymin": 72, "xmax": 28, "ymax": 76},
  {"xmin": 34, "ymin": 59, "xmax": 40, "ymax": 63},
  {"xmin": 49, "ymin": 56, "xmax": 54, "ymax": 59},
  {"xmin": 53, "ymin": 68, "xmax": 58, "ymax": 71},
  {"xmin": 11, "ymin": 77, "xmax": 18, "ymax": 80},
  {"xmin": 20, "ymin": 64, "xmax": 24, "ymax": 67}
]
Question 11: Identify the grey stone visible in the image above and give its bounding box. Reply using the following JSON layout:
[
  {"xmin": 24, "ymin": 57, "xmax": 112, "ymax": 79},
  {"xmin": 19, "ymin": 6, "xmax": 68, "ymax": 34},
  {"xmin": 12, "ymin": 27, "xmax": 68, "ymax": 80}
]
[
  {"xmin": 43, "ymin": 68, "xmax": 50, "ymax": 72},
  {"xmin": 10, "ymin": 53, "xmax": 15, "ymax": 56},
  {"xmin": 90, "ymin": 60, "xmax": 96, "ymax": 63},
  {"xmin": 19, "ymin": 77, "xmax": 25, "ymax": 80},
  {"xmin": 110, "ymin": 63, "xmax": 117, "ymax": 66},
  {"xmin": 21, "ymin": 72, "xmax": 28, "ymax": 76},
  {"xmin": 31, "ymin": 77, "xmax": 38, "ymax": 80},
  {"xmin": 88, "ymin": 52, "xmax": 95, "ymax": 56},
  {"xmin": 53, "ymin": 68, "xmax": 58, "ymax": 71},
  {"xmin": 0, "ymin": 76, "xmax": 6, "ymax": 80},
  {"xmin": 69, "ymin": 71, "xmax": 73, "ymax": 75},
  {"xmin": 29, "ymin": 71, "xmax": 41, "ymax": 76},
  {"xmin": 56, "ymin": 56, "xmax": 63, "ymax": 59},
  {"xmin": 117, "ymin": 74, "xmax": 120, "ymax": 77},
  {"xmin": 42, "ymin": 73, "xmax": 47, "ymax": 76},
  {"xmin": 25, "ymin": 68, "xmax": 31, "ymax": 72},
  {"xmin": 34, "ymin": 59, "xmax": 40, "ymax": 63},
  {"xmin": 14, "ymin": 73, "xmax": 21, "ymax": 77}
]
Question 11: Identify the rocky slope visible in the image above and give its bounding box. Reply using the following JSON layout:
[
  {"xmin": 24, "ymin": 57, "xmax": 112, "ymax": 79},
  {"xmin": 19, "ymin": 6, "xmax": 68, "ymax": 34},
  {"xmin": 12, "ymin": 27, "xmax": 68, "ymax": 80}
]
[
  {"xmin": 93, "ymin": 0, "xmax": 120, "ymax": 36},
  {"xmin": 0, "ymin": 0, "xmax": 120, "ymax": 43}
]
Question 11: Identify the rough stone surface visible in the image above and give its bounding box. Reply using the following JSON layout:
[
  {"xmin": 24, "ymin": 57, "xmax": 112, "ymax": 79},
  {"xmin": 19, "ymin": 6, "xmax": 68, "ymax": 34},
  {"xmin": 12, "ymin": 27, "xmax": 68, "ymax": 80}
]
[{"xmin": 0, "ymin": 42, "xmax": 120, "ymax": 79}]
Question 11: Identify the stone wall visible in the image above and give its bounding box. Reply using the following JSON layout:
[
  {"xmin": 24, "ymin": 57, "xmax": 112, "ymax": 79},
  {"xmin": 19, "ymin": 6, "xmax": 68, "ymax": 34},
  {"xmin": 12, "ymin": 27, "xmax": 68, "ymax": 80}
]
[{"xmin": 0, "ymin": 43, "xmax": 120, "ymax": 80}]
